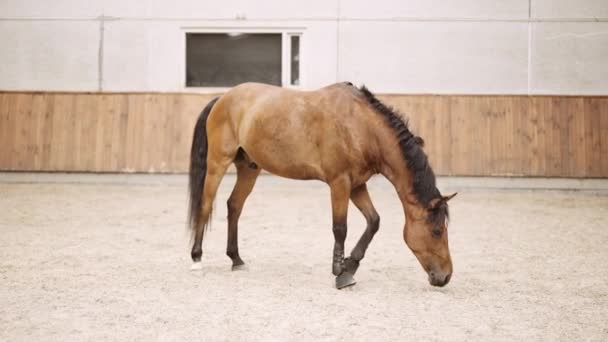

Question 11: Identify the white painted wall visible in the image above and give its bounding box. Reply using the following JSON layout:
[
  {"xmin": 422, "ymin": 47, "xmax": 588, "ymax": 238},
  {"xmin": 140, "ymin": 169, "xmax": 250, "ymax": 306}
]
[
  {"xmin": 0, "ymin": 0, "xmax": 606, "ymax": 94},
  {"xmin": 531, "ymin": 22, "xmax": 608, "ymax": 94},
  {"xmin": 0, "ymin": 21, "xmax": 99, "ymax": 91},
  {"xmin": 338, "ymin": 21, "xmax": 529, "ymax": 94},
  {"xmin": 532, "ymin": 0, "xmax": 608, "ymax": 18},
  {"xmin": 340, "ymin": 0, "xmax": 529, "ymax": 20}
]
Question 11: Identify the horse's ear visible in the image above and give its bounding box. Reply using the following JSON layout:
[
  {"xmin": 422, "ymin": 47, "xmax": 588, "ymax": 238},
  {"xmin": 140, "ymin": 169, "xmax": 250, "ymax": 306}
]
[
  {"xmin": 442, "ymin": 192, "xmax": 457, "ymax": 202},
  {"xmin": 428, "ymin": 197, "xmax": 442, "ymax": 209},
  {"xmin": 429, "ymin": 193, "xmax": 457, "ymax": 209}
]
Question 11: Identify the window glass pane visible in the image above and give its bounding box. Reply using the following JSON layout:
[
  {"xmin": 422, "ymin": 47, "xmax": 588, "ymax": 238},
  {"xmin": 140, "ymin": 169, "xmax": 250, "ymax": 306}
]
[
  {"xmin": 186, "ymin": 33, "xmax": 282, "ymax": 87},
  {"xmin": 290, "ymin": 35, "xmax": 300, "ymax": 86}
]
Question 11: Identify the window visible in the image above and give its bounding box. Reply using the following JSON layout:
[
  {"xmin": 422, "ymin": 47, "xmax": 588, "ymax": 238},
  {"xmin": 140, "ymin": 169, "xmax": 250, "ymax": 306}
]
[
  {"xmin": 185, "ymin": 31, "xmax": 301, "ymax": 88},
  {"xmin": 290, "ymin": 35, "xmax": 300, "ymax": 86}
]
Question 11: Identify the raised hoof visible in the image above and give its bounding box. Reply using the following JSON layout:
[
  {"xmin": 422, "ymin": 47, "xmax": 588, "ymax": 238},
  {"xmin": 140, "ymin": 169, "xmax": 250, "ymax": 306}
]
[
  {"xmin": 231, "ymin": 263, "xmax": 248, "ymax": 271},
  {"xmin": 335, "ymin": 272, "xmax": 357, "ymax": 289},
  {"xmin": 190, "ymin": 262, "xmax": 203, "ymax": 271},
  {"xmin": 344, "ymin": 257, "xmax": 360, "ymax": 274}
]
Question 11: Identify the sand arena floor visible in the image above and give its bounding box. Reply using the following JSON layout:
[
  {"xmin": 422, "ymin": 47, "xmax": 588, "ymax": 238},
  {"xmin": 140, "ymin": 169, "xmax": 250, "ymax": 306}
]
[{"xmin": 1, "ymin": 174, "xmax": 607, "ymax": 341}]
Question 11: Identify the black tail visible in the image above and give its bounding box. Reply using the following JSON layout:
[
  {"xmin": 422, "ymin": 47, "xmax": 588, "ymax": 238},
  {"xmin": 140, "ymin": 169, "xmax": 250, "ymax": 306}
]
[{"xmin": 188, "ymin": 97, "xmax": 219, "ymax": 237}]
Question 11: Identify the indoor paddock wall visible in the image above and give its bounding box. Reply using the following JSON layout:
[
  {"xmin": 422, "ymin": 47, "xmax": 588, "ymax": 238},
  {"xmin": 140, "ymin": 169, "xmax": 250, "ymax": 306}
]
[{"xmin": 0, "ymin": 92, "xmax": 606, "ymax": 177}]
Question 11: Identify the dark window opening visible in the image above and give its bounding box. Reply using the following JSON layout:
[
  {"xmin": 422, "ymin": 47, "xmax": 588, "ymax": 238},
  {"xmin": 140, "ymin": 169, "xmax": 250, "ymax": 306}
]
[
  {"xmin": 186, "ymin": 33, "xmax": 282, "ymax": 87},
  {"xmin": 290, "ymin": 35, "xmax": 300, "ymax": 86}
]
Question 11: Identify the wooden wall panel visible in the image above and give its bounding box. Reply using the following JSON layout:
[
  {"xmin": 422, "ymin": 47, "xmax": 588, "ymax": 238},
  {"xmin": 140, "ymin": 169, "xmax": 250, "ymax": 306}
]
[
  {"xmin": 0, "ymin": 91, "xmax": 606, "ymax": 177},
  {"xmin": 597, "ymin": 98, "xmax": 608, "ymax": 176},
  {"xmin": 381, "ymin": 94, "xmax": 607, "ymax": 177},
  {"xmin": 0, "ymin": 92, "xmax": 218, "ymax": 173}
]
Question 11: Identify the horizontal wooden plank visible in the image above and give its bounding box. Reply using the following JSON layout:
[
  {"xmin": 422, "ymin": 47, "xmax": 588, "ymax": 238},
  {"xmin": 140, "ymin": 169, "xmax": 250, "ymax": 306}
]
[{"xmin": 0, "ymin": 91, "xmax": 606, "ymax": 177}]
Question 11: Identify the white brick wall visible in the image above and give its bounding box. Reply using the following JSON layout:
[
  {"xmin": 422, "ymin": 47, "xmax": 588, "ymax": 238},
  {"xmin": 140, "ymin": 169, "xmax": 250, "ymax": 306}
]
[{"xmin": 0, "ymin": 0, "xmax": 606, "ymax": 94}]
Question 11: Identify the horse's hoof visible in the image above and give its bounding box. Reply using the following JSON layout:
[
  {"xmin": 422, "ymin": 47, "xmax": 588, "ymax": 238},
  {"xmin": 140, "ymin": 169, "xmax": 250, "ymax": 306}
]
[
  {"xmin": 336, "ymin": 272, "xmax": 357, "ymax": 289},
  {"xmin": 231, "ymin": 263, "xmax": 248, "ymax": 271},
  {"xmin": 344, "ymin": 257, "xmax": 360, "ymax": 274},
  {"xmin": 190, "ymin": 262, "xmax": 203, "ymax": 271}
]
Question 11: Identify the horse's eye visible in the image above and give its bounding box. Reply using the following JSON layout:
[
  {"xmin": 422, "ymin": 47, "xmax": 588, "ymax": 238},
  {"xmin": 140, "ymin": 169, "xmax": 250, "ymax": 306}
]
[{"xmin": 432, "ymin": 228, "xmax": 442, "ymax": 238}]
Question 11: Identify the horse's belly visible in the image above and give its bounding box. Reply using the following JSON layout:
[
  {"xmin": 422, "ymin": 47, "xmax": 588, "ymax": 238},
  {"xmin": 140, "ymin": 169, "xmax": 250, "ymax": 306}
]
[
  {"xmin": 241, "ymin": 143, "xmax": 325, "ymax": 181},
  {"xmin": 237, "ymin": 106, "xmax": 350, "ymax": 182}
]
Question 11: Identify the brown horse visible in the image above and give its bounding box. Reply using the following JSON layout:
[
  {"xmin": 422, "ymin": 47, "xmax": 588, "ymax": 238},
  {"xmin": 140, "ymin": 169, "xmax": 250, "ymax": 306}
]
[{"xmin": 188, "ymin": 82, "xmax": 456, "ymax": 289}]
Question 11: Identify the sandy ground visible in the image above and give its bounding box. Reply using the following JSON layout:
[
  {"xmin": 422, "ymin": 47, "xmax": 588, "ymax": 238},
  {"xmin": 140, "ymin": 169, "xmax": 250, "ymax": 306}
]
[{"xmin": 1, "ymin": 174, "xmax": 607, "ymax": 341}]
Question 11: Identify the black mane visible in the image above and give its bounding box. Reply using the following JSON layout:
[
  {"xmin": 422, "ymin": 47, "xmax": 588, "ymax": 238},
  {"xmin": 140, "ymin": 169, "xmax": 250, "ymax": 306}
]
[{"xmin": 357, "ymin": 85, "xmax": 448, "ymax": 224}]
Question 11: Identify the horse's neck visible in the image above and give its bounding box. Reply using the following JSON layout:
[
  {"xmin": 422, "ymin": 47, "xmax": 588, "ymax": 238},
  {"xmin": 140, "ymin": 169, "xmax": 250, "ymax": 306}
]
[{"xmin": 377, "ymin": 142, "xmax": 421, "ymax": 217}]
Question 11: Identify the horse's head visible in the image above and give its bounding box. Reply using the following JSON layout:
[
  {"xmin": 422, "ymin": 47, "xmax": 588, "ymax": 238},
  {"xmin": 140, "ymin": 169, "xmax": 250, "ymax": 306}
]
[{"xmin": 404, "ymin": 193, "xmax": 457, "ymax": 287}]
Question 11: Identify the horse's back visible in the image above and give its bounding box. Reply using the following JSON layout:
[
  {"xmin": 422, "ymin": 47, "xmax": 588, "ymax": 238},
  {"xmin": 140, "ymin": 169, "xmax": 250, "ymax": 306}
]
[{"xmin": 210, "ymin": 82, "xmax": 378, "ymax": 182}]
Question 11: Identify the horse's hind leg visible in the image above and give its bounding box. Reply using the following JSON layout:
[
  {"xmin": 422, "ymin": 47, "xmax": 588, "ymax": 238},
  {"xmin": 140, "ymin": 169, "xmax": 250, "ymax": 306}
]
[
  {"xmin": 226, "ymin": 160, "xmax": 261, "ymax": 270},
  {"xmin": 344, "ymin": 184, "xmax": 380, "ymax": 275},
  {"xmin": 190, "ymin": 153, "xmax": 234, "ymax": 269}
]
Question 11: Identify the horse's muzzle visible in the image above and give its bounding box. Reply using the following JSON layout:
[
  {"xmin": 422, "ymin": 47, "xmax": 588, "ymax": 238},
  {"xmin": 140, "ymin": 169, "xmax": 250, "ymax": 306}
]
[{"xmin": 428, "ymin": 270, "xmax": 452, "ymax": 287}]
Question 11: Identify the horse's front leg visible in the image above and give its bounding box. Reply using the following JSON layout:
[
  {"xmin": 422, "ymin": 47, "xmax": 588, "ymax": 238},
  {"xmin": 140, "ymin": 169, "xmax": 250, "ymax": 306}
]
[
  {"xmin": 329, "ymin": 178, "xmax": 356, "ymax": 289},
  {"xmin": 344, "ymin": 184, "xmax": 380, "ymax": 276}
]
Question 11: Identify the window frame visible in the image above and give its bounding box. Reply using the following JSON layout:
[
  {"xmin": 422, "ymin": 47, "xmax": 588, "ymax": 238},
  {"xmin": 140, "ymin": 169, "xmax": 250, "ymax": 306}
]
[{"xmin": 180, "ymin": 27, "xmax": 304, "ymax": 93}]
